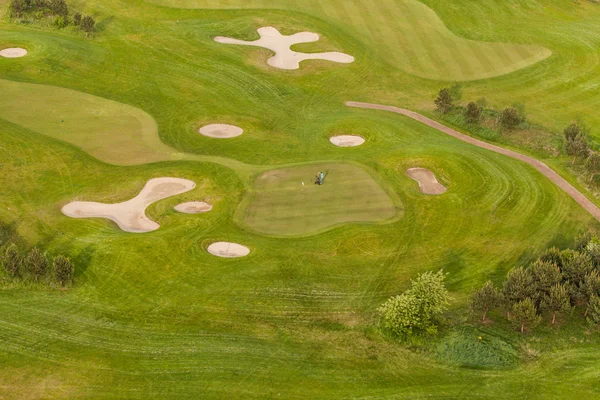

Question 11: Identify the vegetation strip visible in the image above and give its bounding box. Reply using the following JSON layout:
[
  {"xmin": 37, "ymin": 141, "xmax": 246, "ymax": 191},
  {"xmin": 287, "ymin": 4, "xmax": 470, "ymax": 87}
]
[{"xmin": 346, "ymin": 101, "xmax": 600, "ymax": 222}]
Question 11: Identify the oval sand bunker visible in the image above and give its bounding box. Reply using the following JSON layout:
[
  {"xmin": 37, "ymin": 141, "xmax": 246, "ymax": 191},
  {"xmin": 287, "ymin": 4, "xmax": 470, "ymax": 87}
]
[
  {"xmin": 62, "ymin": 177, "xmax": 196, "ymax": 233},
  {"xmin": 407, "ymin": 168, "xmax": 447, "ymax": 195},
  {"xmin": 330, "ymin": 135, "xmax": 365, "ymax": 147},
  {"xmin": 174, "ymin": 201, "xmax": 212, "ymax": 214},
  {"xmin": 0, "ymin": 48, "xmax": 27, "ymax": 58},
  {"xmin": 207, "ymin": 242, "xmax": 250, "ymax": 258},
  {"xmin": 199, "ymin": 124, "xmax": 243, "ymax": 139}
]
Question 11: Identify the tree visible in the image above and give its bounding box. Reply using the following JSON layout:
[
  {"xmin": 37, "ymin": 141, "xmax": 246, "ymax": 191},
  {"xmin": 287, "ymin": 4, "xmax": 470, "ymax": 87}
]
[
  {"xmin": 561, "ymin": 250, "xmax": 594, "ymax": 285},
  {"xmin": 579, "ymin": 270, "xmax": 600, "ymax": 317},
  {"xmin": 563, "ymin": 122, "xmax": 582, "ymax": 142},
  {"xmin": 25, "ymin": 247, "xmax": 47, "ymax": 281},
  {"xmin": 500, "ymin": 107, "xmax": 521, "ymax": 129},
  {"xmin": 529, "ymin": 260, "xmax": 562, "ymax": 306},
  {"xmin": 565, "ymin": 133, "xmax": 589, "ymax": 160},
  {"xmin": 503, "ymin": 266, "xmax": 534, "ymax": 306},
  {"xmin": 53, "ymin": 255, "xmax": 74, "ymax": 286},
  {"xmin": 538, "ymin": 247, "xmax": 563, "ymax": 268},
  {"xmin": 541, "ymin": 283, "xmax": 572, "ymax": 325},
  {"xmin": 587, "ymin": 295, "xmax": 600, "ymax": 325},
  {"xmin": 48, "ymin": 0, "xmax": 68, "ymax": 17},
  {"xmin": 9, "ymin": 0, "xmax": 27, "ymax": 17},
  {"xmin": 510, "ymin": 298, "xmax": 541, "ymax": 333},
  {"xmin": 465, "ymin": 102, "xmax": 482, "ymax": 124},
  {"xmin": 378, "ymin": 270, "xmax": 450, "ymax": 337},
  {"xmin": 73, "ymin": 12, "xmax": 81, "ymax": 26},
  {"xmin": 3, "ymin": 243, "xmax": 21, "ymax": 277},
  {"xmin": 81, "ymin": 15, "xmax": 96, "ymax": 34},
  {"xmin": 469, "ymin": 280, "xmax": 503, "ymax": 322},
  {"xmin": 434, "ymin": 88, "xmax": 454, "ymax": 114},
  {"xmin": 585, "ymin": 152, "xmax": 600, "ymax": 173}
]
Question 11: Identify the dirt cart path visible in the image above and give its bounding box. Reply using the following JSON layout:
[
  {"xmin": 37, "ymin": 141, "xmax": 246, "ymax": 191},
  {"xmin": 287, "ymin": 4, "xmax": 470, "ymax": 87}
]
[{"xmin": 346, "ymin": 101, "xmax": 600, "ymax": 222}]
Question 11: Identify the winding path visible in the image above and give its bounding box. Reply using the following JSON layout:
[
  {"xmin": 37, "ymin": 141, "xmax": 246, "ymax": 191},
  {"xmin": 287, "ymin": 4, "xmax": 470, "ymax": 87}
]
[{"xmin": 346, "ymin": 101, "xmax": 600, "ymax": 222}]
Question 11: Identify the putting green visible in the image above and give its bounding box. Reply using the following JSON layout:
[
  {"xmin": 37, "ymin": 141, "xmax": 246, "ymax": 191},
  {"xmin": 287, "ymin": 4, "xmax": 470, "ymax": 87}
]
[
  {"xmin": 0, "ymin": 79, "xmax": 176, "ymax": 165},
  {"xmin": 149, "ymin": 0, "xmax": 551, "ymax": 81},
  {"xmin": 236, "ymin": 163, "xmax": 401, "ymax": 236}
]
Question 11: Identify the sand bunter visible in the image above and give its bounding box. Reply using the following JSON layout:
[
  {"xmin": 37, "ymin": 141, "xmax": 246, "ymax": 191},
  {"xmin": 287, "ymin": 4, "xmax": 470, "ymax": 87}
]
[
  {"xmin": 0, "ymin": 47, "xmax": 27, "ymax": 58},
  {"xmin": 199, "ymin": 124, "xmax": 243, "ymax": 138},
  {"xmin": 329, "ymin": 135, "xmax": 365, "ymax": 147},
  {"xmin": 62, "ymin": 178, "xmax": 196, "ymax": 233},
  {"xmin": 207, "ymin": 242, "xmax": 250, "ymax": 258},
  {"xmin": 406, "ymin": 168, "xmax": 447, "ymax": 195},
  {"xmin": 174, "ymin": 201, "xmax": 213, "ymax": 214},
  {"xmin": 214, "ymin": 26, "xmax": 354, "ymax": 70}
]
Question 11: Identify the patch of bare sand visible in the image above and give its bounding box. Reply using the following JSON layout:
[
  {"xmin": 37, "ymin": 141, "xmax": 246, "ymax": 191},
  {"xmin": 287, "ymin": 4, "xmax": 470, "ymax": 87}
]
[
  {"xmin": 174, "ymin": 201, "xmax": 212, "ymax": 214},
  {"xmin": 330, "ymin": 135, "xmax": 365, "ymax": 147},
  {"xmin": 199, "ymin": 124, "xmax": 243, "ymax": 138},
  {"xmin": 62, "ymin": 178, "xmax": 196, "ymax": 233},
  {"xmin": 406, "ymin": 168, "xmax": 447, "ymax": 195},
  {"xmin": 0, "ymin": 48, "xmax": 27, "ymax": 58},
  {"xmin": 207, "ymin": 242, "xmax": 250, "ymax": 258},
  {"xmin": 214, "ymin": 26, "xmax": 354, "ymax": 70}
]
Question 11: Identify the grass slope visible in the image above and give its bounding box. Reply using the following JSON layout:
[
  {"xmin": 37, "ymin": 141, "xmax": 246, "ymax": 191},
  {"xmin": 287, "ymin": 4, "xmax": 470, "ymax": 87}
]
[
  {"xmin": 149, "ymin": 0, "xmax": 551, "ymax": 81},
  {"xmin": 0, "ymin": 0, "xmax": 600, "ymax": 398},
  {"xmin": 238, "ymin": 162, "xmax": 400, "ymax": 236}
]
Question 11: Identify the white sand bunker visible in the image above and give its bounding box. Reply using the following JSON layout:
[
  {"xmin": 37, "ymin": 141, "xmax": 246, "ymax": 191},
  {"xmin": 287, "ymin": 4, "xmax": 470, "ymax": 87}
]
[
  {"xmin": 175, "ymin": 201, "xmax": 212, "ymax": 214},
  {"xmin": 199, "ymin": 124, "xmax": 243, "ymax": 139},
  {"xmin": 0, "ymin": 48, "xmax": 27, "ymax": 58},
  {"xmin": 62, "ymin": 178, "xmax": 196, "ymax": 233},
  {"xmin": 330, "ymin": 135, "xmax": 365, "ymax": 147},
  {"xmin": 214, "ymin": 26, "xmax": 355, "ymax": 70},
  {"xmin": 407, "ymin": 168, "xmax": 447, "ymax": 195},
  {"xmin": 207, "ymin": 242, "xmax": 250, "ymax": 258}
]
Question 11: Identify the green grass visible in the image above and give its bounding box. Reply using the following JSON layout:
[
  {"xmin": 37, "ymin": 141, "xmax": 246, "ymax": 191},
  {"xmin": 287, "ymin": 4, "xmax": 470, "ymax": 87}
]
[
  {"xmin": 1, "ymin": 0, "xmax": 600, "ymax": 398},
  {"xmin": 237, "ymin": 162, "xmax": 401, "ymax": 236}
]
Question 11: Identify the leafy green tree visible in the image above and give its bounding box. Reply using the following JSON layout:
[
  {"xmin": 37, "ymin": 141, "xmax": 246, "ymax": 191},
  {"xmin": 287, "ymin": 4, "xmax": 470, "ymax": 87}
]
[
  {"xmin": 81, "ymin": 15, "xmax": 95, "ymax": 34},
  {"xmin": 538, "ymin": 247, "xmax": 563, "ymax": 268},
  {"xmin": 48, "ymin": 0, "xmax": 68, "ymax": 17},
  {"xmin": 25, "ymin": 247, "xmax": 47, "ymax": 281},
  {"xmin": 378, "ymin": 270, "xmax": 450, "ymax": 337},
  {"xmin": 73, "ymin": 12, "xmax": 81, "ymax": 25},
  {"xmin": 9, "ymin": 0, "xmax": 27, "ymax": 17},
  {"xmin": 510, "ymin": 298, "xmax": 541, "ymax": 333},
  {"xmin": 465, "ymin": 102, "xmax": 482, "ymax": 124},
  {"xmin": 541, "ymin": 283, "xmax": 572, "ymax": 325},
  {"xmin": 587, "ymin": 295, "xmax": 600, "ymax": 325},
  {"xmin": 585, "ymin": 152, "xmax": 600, "ymax": 173},
  {"xmin": 565, "ymin": 134, "xmax": 589, "ymax": 161},
  {"xmin": 580, "ymin": 270, "xmax": 600, "ymax": 317},
  {"xmin": 561, "ymin": 250, "xmax": 594, "ymax": 285},
  {"xmin": 500, "ymin": 107, "xmax": 521, "ymax": 129},
  {"xmin": 502, "ymin": 266, "xmax": 534, "ymax": 306},
  {"xmin": 469, "ymin": 280, "xmax": 503, "ymax": 322},
  {"xmin": 530, "ymin": 260, "xmax": 562, "ymax": 306},
  {"xmin": 3, "ymin": 243, "xmax": 21, "ymax": 277},
  {"xmin": 53, "ymin": 255, "xmax": 74, "ymax": 286},
  {"xmin": 582, "ymin": 234, "xmax": 600, "ymax": 266},
  {"xmin": 434, "ymin": 88, "xmax": 454, "ymax": 114},
  {"xmin": 563, "ymin": 122, "xmax": 582, "ymax": 142}
]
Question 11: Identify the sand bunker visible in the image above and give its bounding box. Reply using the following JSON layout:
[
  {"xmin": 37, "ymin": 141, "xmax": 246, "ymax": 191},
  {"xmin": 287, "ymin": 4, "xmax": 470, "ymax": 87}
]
[
  {"xmin": 207, "ymin": 242, "xmax": 250, "ymax": 258},
  {"xmin": 199, "ymin": 124, "xmax": 243, "ymax": 138},
  {"xmin": 329, "ymin": 135, "xmax": 365, "ymax": 147},
  {"xmin": 174, "ymin": 201, "xmax": 212, "ymax": 214},
  {"xmin": 407, "ymin": 168, "xmax": 447, "ymax": 195},
  {"xmin": 214, "ymin": 26, "xmax": 354, "ymax": 70},
  {"xmin": 0, "ymin": 48, "xmax": 27, "ymax": 58},
  {"xmin": 62, "ymin": 178, "xmax": 196, "ymax": 233}
]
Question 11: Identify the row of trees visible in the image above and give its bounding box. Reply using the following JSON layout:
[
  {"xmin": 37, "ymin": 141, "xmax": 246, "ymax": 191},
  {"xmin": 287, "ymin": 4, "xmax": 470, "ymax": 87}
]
[
  {"xmin": 2, "ymin": 242, "xmax": 75, "ymax": 287},
  {"xmin": 469, "ymin": 233, "xmax": 600, "ymax": 332},
  {"xmin": 8, "ymin": 0, "xmax": 95, "ymax": 34},
  {"xmin": 434, "ymin": 87, "xmax": 524, "ymax": 130}
]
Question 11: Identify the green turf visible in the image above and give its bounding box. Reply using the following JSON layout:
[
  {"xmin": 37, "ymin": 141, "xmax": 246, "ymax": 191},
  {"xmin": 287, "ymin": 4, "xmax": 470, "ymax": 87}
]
[
  {"xmin": 2, "ymin": 0, "xmax": 600, "ymax": 398},
  {"xmin": 237, "ymin": 163, "xmax": 401, "ymax": 236},
  {"xmin": 149, "ymin": 0, "xmax": 551, "ymax": 81}
]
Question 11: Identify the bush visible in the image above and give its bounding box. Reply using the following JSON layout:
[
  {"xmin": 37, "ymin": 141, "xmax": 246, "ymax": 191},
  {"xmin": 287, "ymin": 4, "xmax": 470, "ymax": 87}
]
[
  {"xmin": 54, "ymin": 15, "xmax": 67, "ymax": 28},
  {"xmin": 73, "ymin": 12, "xmax": 81, "ymax": 25},
  {"xmin": 500, "ymin": 107, "xmax": 521, "ymax": 129},
  {"xmin": 53, "ymin": 255, "xmax": 74, "ymax": 286},
  {"xmin": 379, "ymin": 270, "xmax": 450, "ymax": 338},
  {"xmin": 24, "ymin": 247, "xmax": 47, "ymax": 280},
  {"xmin": 3, "ymin": 243, "xmax": 21, "ymax": 277},
  {"xmin": 81, "ymin": 15, "xmax": 95, "ymax": 34},
  {"xmin": 435, "ymin": 88, "xmax": 454, "ymax": 114},
  {"xmin": 465, "ymin": 102, "xmax": 482, "ymax": 124}
]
